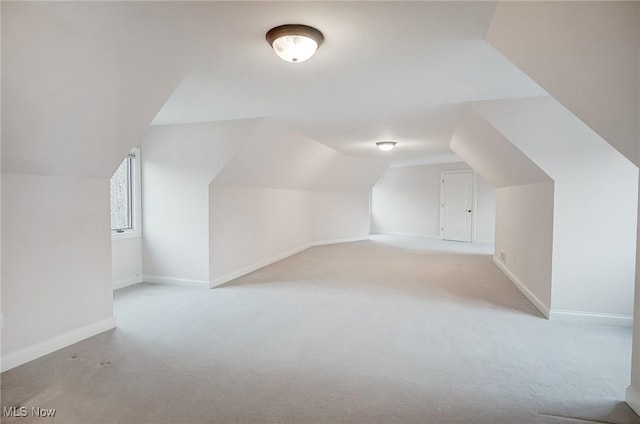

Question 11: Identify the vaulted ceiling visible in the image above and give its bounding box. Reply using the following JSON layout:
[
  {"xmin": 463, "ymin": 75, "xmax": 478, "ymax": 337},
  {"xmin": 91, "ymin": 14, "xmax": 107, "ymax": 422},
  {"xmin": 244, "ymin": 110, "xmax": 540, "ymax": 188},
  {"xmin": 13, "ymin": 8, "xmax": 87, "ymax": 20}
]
[
  {"xmin": 24, "ymin": 1, "xmax": 547, "ymax": 164},
  {"xmin": 6, "ymin": 1, "xmax": 636, "ymax": 175}
]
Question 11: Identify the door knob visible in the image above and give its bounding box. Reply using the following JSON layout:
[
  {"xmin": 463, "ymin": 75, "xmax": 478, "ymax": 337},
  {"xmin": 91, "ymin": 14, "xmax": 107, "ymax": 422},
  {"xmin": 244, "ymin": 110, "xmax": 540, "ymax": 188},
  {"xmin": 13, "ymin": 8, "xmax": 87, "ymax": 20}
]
[{"xmin": 467, "ymin": 210, "xmax": 472, "ymax": 212}]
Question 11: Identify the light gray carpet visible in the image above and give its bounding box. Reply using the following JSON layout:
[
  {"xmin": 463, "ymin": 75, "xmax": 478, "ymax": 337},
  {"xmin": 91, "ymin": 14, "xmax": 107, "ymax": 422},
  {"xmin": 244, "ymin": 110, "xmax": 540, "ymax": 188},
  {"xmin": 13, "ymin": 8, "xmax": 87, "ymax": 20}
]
[{"xmin": 2, "ymin": 235, "xmax": 638, "ymax": 424}]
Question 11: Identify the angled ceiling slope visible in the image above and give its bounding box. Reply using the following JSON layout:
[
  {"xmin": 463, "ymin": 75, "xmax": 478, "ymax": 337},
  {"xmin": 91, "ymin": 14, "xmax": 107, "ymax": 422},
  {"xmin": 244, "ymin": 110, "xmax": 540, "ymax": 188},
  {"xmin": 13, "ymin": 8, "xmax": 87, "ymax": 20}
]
[
  {"xmin": 449, "ymin": 106, "xmax": 551, "ymax": 188},
  {"xmin": 2, "ymin": 2, "xmax": 180, "ymax": 178},
  {"xmin": 26, "ymin": 1, "xmax": 548, "ymax": 164},
  {"xmin": 142, "ymin": 118, "xmax": 263, "ymax": 184},
  {"xmin": 486, "ymin": 1, "xmax": 640, "ymax": 165},
  {"xmin": 212, "ymin": 119, "xmax": 391, "ymax": 191},
  {"xmin": 470, "ymin": 96, "xmax": 638, "ymax": 181}
]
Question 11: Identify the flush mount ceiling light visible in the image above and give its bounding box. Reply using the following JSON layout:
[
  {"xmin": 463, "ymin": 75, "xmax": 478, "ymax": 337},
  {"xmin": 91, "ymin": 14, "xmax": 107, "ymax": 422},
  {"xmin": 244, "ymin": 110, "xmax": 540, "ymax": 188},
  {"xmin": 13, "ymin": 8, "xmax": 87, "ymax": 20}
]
[
  {"xmin": 376, "ymin": 141, "xmax": 397, "ymax": 152},
  {"xmin": 266, "ymin": 24, "xmax": 324, "ymax": 63}
]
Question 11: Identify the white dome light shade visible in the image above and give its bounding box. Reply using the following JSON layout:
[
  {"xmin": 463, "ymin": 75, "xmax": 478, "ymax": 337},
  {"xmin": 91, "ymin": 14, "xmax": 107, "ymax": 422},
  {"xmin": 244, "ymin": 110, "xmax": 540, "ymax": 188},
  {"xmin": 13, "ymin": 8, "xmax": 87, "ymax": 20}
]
[
  {"xmin": 376, "ymin": 141, "xmax": 397, "ymax": 151},
  {"xmin": 266, "ymin": 24, "xmax": 324, "ymax": 63},
  {"xmin": 272, "ymin": 35, "xmax": 318, "ymax": 63}
]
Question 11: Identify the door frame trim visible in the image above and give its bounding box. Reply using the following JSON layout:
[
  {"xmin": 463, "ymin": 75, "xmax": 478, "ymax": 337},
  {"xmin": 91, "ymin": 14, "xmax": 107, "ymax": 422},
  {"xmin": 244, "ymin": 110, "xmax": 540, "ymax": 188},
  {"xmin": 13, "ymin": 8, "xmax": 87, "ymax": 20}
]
[{"xmin": 440, "ymin": 169, "xmax": 475, "ymax": 242}]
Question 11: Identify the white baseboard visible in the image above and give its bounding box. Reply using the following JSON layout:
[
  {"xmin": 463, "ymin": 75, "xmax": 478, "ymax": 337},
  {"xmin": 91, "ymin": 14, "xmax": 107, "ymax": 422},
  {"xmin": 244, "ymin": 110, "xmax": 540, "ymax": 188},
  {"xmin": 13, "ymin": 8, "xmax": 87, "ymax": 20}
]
[
  {"xmin": 210, "ymin": 242, "xmax": 313, "ymax": 288},
  {"xmin": 112, "ymin": 275, "xmax": 143, "ymax": 290},
  {"xmin": 493, "ymin": 257, "xmax": 550, "ymax": 318},
  {"xmin": 549, "ymin": 310, "xmax": 633, "ymax": 326},
  {"xmin": 1, "ymin": 317, "xmax": 116, "ymax": 372},
  {"xmin": 626, "ymin": 386, "xmax": 640, "ymax": 415},
  {"xmin": 371, "ymin": 231, "xmax": 440, "ymax": 239},
  {"xmin": 313, "ymin": 236, "xmax": 369, "ymax": 246},
  {"xmin": 493, "ymin": 257, "xmax": 632, "ymax": 326},
  {"xmin": 144, "ymin": 275, "xmax": 209, "ymax": 289}
]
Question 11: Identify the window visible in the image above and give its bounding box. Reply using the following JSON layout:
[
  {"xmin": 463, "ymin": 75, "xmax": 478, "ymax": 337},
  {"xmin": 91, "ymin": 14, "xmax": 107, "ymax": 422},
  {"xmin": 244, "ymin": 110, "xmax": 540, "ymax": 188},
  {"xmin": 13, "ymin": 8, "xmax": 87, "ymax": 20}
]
[
  {"xmin": 110, "ymin": 148, "xmax": 141, "ymax": 238},
  {"xmin": 110, "ymin": 156, "xmax": 133, "ymax": 231}
]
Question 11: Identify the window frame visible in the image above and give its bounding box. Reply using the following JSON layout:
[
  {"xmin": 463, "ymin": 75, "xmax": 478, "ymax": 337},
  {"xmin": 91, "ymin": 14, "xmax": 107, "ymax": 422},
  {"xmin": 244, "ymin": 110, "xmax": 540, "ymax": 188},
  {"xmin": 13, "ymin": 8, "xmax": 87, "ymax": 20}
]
[{"xmin": 111, "ymin": 147, "xmax": 142, "ymax": 240}]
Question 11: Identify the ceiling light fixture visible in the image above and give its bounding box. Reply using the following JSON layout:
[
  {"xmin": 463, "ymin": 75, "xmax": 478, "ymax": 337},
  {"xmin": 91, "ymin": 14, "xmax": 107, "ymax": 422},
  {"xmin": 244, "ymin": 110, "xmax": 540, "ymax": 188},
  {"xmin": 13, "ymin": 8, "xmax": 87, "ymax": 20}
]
[
  {"xmin": 376, "ymin": 141, "xmax": 397, "ymax": 152},
  {"xmin": 266, "ymin": 24, "xmax": 324, "ymax": 63}
]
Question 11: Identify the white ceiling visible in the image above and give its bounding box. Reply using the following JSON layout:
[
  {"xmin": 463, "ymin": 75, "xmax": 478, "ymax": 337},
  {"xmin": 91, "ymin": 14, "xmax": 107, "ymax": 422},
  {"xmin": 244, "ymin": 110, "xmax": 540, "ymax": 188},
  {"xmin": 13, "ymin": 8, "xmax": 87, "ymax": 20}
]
[{"xmin": 36, "ymin": 1, "xmax": 547, "ymax": 163}]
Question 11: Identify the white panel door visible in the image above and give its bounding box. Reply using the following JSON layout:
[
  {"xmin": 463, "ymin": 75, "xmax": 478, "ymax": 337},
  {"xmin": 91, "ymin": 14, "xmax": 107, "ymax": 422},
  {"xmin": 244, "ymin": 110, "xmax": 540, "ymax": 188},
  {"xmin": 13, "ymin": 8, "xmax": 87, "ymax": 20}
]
[{"xmin": 441, "ymin": 171, "xmax": 473, "ymax": 242}]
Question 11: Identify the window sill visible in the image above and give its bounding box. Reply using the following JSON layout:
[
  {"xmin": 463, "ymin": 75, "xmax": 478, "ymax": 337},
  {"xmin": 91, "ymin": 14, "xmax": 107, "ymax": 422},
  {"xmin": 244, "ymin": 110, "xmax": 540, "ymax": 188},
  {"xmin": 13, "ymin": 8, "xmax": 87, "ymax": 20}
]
[{"xmin": 111, "ymin": 230, "xmax": 141, "ymax": 241}]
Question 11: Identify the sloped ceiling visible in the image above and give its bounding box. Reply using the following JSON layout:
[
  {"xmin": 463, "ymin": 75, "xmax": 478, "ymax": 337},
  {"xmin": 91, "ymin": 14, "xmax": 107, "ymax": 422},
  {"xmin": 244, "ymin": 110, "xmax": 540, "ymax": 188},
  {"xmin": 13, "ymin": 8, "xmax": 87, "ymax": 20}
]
[
  {"xmin": 5, "ymin": 1, "xmax": 634, "ymax": 176},
  {"xmin": 212, "ymin": 119, "xmax": 390, "ymax": 191},
  {"xmin": 470, "ymin": 97, "xmax": 638, "ymax": 183},
  {"xmin": 1, "ymin": 2, "xmax": 180, "ymax": 178},
  {"xmin": 450, "ymin": 107, "xmax": 550, "ymax": 188},
  {"xmin": 142, "ymin": 119, "xmax": 263, "ymax": 183},
  {"xmin": 486, "ymin": 1, "xmax": 639, "ymax": 166},
  {"xmin": 9, "ymin": 1, "xmax": 547, "ymax": 168}
]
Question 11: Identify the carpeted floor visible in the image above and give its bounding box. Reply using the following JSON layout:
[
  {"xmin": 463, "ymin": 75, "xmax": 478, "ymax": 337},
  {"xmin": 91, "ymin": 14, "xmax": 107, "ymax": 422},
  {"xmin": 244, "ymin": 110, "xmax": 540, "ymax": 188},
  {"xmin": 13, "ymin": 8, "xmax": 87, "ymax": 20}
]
[{"xmin": 2, "ymin": 235, "xmax": 638, "ymax": 424}]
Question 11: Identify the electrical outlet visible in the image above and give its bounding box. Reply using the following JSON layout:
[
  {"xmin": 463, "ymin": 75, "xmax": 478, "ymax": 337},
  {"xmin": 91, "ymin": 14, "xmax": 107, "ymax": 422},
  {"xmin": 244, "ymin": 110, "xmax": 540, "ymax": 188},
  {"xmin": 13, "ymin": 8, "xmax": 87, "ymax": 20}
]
[{"xmin": 500, "ymin": 251, "xmax": 506, "ymax": 262}]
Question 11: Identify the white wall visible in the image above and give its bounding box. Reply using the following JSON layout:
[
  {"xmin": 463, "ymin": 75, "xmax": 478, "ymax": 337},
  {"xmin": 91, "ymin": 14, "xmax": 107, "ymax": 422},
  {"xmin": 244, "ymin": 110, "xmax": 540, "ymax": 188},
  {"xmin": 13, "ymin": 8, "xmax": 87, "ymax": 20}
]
[
  {"xmin": 143, "ymin": 118, "xmax": 387, "ymax": 288},
  {"xmin": 630, "ymin": 11, "xmax": 640, "ymax": 406},
  {"xmin": 494, "ymin": 182, "xmax": 554, "ymax": 316},
  {"xmin": 141, "ymin": 120, "xmax": 259, "ymax": 285},
  {"xmin": 312, "ymin": 191, "xmax": 371, "ymax": 243},
  {"xmin": 372, "ymin": 163, "xmax": 468, "ymax": 237},
  {"xmin": 627, "ymin": 104, "xmax": 640, "ymax": 411},
  {"xmin": 206, "ymin": 118, "xmax": 388, "ymax": 287},
  {"xmin": 1, "ymin": 173, "xmax": 115, "ymax": 370},
  {"xmin": 449, "ymin": 107, "xmax": 554, "ymax": 317},
  {"xmin": 209, "ymin": 186, "xmax": 314, "ymax": 286},
  {"xmin": 112, "ymin": 238, "xmax": 143, "ymax": 289},
  {"xmin": 479, "ymin": 2, "xmax": 640, "ymax": 404},
  {"xmin": 552, "ymin": 176, "xmax": 637, "ymax": 317},
  {"xmin": 474, "ymin": 177, "xmax": 496, "ymax": 243},
  {"xmin": 371, "ymin": 163, "xmax": 495, "ymax": 242},
  {"xmin": 142, "ymin": 169, "xmax": 210, "ymax": 285},
  {"xmin": 1, "ymin": 2, "xmax": 178, "ymax": 371},
  {"xmin": 473, "ymin": 97, "xmax": 638, "ymax": 319},
  {"xmin": 0, "ymin": 2, "xmax": 3, "ymax": 363},
  {"xmin": 209, "ymin": 186, "xmax": 374, "ymax": 287}
]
